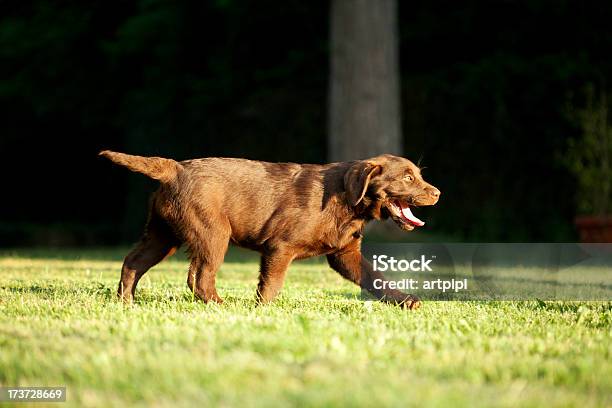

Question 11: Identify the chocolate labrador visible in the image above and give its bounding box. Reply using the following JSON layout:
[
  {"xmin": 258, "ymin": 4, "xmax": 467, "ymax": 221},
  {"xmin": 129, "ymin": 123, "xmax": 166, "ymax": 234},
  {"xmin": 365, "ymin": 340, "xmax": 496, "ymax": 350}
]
[{"xmin": 100, "ymin": 151, "xmax": 440, "ymax": 309}]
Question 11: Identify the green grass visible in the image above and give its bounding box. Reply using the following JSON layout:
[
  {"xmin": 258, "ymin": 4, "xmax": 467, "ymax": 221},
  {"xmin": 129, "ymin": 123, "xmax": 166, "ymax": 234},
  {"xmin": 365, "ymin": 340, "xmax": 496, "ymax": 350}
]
[{"xmin": 0, "ymin": 248, "xmax": 610, "ymax": 407}]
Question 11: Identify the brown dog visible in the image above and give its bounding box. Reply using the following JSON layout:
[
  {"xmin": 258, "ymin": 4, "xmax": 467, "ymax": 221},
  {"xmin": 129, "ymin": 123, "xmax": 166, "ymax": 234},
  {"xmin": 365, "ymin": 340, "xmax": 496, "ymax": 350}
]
[{"xmin": 100, "ymin": 151, "xmax": 440, "ymax": 309}]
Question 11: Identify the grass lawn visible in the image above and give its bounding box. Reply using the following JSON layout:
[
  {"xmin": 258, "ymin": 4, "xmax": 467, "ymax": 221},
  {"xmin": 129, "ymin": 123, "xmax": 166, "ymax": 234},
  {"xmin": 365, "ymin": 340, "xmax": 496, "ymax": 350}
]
[{"xmin": 0, "ymin": 248, "xmax": 610, "ymax": 407}]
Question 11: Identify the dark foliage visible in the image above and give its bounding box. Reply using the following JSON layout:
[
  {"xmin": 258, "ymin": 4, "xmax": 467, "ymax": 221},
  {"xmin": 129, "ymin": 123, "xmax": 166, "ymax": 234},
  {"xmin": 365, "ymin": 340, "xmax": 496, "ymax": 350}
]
[{"xmin": 1, "ymin": 0, "xmax": 610, "ymax": 245}]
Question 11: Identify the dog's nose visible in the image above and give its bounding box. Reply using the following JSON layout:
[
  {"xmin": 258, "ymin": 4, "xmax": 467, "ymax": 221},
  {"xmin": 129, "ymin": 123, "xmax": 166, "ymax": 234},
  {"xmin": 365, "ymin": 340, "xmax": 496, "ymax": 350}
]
[{"xmin": 429, "ymin": 187, "xmax": 441, "ymax": 199}]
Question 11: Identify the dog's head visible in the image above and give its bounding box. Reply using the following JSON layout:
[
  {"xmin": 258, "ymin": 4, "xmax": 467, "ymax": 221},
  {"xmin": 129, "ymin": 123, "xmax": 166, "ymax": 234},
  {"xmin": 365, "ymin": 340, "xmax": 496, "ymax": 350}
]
[{"xmin": 344, "ymin": 154, "xmax": 440, "ymax": 231}]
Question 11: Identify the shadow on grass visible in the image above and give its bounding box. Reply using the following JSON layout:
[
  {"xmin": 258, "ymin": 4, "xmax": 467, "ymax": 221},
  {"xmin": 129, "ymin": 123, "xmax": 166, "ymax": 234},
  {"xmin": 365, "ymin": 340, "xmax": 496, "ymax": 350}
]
[
  {"xmin": 0, "ymin": 245, "xmax": 261, "ymax": 263},
  {"xmin": 3, "ymin": 283, "xmax": 115, "ymax": 298},
  {"xmin": 525, "ymin": 299, "xmax": 612, "ymax": 312},
  {"xmin": 3, "ymin": 283, "xmax": 262, "ymax": 307}
]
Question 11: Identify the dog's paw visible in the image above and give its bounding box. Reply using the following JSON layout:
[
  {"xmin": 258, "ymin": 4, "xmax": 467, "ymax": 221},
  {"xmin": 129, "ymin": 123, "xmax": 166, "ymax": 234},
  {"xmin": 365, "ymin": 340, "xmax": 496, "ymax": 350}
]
[
  {"xmin": 117, "ymin": 292, "xmax": 134, "ymax": 304},
  {"xmin": 210, "ymin": 295, "xmax": 224, "ymax": 304},
  {"xmin": 194, "ymin": 291, "xmax": 224, "ymax": 304},
  {"xmin": 399, "ymin": 295, "xmax": 421, "ymax": 310}
]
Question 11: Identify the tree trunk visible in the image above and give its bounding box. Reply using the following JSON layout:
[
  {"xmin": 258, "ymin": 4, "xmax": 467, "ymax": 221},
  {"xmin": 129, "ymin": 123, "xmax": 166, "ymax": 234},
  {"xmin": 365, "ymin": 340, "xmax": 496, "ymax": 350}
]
[{"xmin": 328, "ymin": 0, "xmax": 402, "ymax": 162}]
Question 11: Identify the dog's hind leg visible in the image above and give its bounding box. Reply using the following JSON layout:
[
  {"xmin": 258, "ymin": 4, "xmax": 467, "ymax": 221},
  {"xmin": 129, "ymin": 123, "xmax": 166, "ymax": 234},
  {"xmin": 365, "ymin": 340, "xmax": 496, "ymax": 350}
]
[
  {"xmin": 185, "ymin": 219, "xmax": 230, "ymax": 304},
  {"xmin": 118, "ymin": 216, "xmax": 179, "ymax": 302}
]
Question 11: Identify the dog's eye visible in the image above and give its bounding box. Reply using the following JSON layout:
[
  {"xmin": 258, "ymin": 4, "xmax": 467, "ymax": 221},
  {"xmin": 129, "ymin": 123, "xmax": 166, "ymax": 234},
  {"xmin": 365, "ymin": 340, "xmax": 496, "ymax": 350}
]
[{"xmin": 404, "ymin": 174, "xmax": 414, "ymax": 182}]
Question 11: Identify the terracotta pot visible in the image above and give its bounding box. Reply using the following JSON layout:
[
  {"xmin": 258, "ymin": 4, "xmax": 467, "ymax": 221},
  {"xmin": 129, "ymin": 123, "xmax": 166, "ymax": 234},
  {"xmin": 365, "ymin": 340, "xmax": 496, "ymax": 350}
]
[{"xmin": 574, "ymin": 215, "xmax": 612, "ymax": 242}]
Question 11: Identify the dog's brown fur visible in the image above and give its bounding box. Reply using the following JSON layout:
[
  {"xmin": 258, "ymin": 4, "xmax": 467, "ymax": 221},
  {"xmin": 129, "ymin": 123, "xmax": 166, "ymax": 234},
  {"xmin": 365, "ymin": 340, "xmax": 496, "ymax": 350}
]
[{"xmin": 100, "ymin": 151, "xmax": 440, "ymax": 309}]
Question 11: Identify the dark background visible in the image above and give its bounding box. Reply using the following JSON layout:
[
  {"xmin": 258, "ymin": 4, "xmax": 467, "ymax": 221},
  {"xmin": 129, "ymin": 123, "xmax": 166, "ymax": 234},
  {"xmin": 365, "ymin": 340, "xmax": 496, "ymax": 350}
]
[{"xmin": 1, "ymin": 0, "xmax": 610, "ymax": 246}]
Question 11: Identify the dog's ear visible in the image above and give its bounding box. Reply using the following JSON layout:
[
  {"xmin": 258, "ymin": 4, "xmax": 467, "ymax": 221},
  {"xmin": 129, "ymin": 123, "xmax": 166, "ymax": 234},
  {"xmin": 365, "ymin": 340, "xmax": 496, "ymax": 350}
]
[{"xmin": 344, "ymin": 161, "xmax": 382, "ymax": 206}]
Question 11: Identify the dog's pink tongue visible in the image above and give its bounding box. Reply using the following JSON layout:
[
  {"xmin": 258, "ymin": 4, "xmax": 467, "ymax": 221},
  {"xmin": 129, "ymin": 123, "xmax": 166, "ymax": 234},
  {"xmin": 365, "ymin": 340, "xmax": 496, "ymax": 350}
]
[{"xmin": 400, "ymin": 202, "xmax": 425, "ymax": 226}]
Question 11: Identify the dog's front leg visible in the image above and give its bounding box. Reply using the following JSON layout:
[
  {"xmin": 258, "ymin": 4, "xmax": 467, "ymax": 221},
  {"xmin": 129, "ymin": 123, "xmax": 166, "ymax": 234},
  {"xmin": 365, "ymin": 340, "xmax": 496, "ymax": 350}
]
[
  {"xmin": 327, "ymin": 244, "xmax": 421, "ymax": 310},
  {"xmin": 256, "ymin": 250, "xmax": 294, "ymax": 304}
]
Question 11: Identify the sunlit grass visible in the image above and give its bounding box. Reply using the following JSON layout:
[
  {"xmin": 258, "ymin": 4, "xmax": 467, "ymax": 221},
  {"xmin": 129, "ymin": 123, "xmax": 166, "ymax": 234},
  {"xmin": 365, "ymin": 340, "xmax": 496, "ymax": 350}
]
[{"xmin": 0, "ymin": 248, "xmax": 610, "ymax": 407}]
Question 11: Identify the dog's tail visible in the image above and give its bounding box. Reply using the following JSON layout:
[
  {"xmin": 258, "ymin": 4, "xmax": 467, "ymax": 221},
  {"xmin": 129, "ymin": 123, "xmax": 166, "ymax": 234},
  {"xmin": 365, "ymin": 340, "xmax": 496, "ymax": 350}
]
[{"xmin": 99, "ymin": 150, "xmax": 181, "ymax": 183}]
